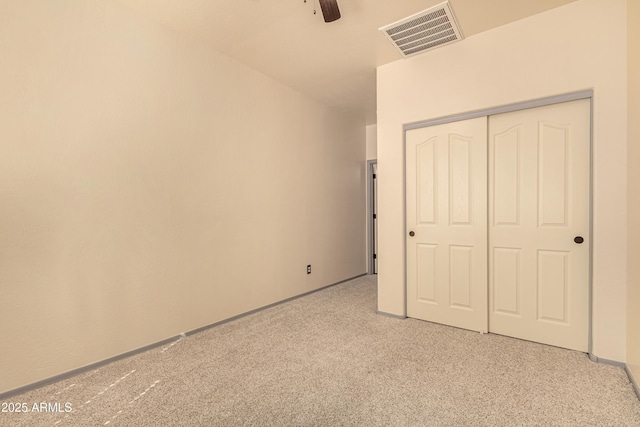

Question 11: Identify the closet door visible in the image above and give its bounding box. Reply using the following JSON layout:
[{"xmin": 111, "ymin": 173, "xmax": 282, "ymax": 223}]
[
  {"xmin": 488, "ymin": 99, "xmax": 590, "ymax": 352},
  {"xmin": 406, "ymin": 117, "xmax": 488, "ymax": 333}
]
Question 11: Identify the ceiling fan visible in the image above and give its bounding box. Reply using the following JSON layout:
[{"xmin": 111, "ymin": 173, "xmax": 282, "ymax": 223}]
[{"xmin": 318, "ymin": 0, "xmax": 341, "ymax": 23}]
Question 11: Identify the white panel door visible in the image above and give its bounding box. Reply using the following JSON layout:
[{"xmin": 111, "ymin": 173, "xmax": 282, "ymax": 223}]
[
  {"xmin": 488, "ymin": 99, "xmax": 590, "ymax": 352},
  {"xmin": 406, "ymin": 117, "xmax": 488, "ymax": 333}
]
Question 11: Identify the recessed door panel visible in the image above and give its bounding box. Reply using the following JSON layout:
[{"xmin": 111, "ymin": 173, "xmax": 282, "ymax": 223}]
[
  {"xmin": 417, "ymin": 139, "xmax": 437, "ymax": 225},
  {"xmin": 417, "ymin": 244, "xmax": 437, "ymax": 304},
  {"xmin": 493, "ymin": 247, "xmax": 521, "ymax": 316},
  {"xmin": 539, "ymin": 123, "xmax": 570, "ymax": 227},
  {"xmin": 493, "ymin": 126, "xmax": 521, "ymax": 226},
  {"xmin": 450, "ymin": 245, "xmax": 473, "ymax": 309},
  {"xmin": 537, "ymin": 250, "xmax": 569, "ymax": 324},
  {"xmin": 449, "ymin": 136, "xmax": 472, "ymax": 225}
]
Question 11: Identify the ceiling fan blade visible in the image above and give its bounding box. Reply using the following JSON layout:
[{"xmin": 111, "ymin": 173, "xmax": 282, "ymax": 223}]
[{"xmin": 318, "ymin": 0, "xmax": 341, "ymax": 23}]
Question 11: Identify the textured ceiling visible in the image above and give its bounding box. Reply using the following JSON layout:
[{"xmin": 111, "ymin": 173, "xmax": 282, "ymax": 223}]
[{"xmin": 116, "ymin": 0, "xmax": 578, "ymax": 124}]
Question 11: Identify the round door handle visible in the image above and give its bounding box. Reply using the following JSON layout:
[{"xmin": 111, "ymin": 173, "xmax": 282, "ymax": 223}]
[
  {"xmin": 574, "ymin": 236, "xmax": 584, "ymax": 244},
  {"xmin": 409, "ymin": 231, "xmax": 415, "ymax": 237}
]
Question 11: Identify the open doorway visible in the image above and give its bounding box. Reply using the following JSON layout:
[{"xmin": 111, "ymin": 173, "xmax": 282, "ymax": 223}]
[{"xmin": 367, "ymin": 160, "xmax": 377, "ymax": 274}]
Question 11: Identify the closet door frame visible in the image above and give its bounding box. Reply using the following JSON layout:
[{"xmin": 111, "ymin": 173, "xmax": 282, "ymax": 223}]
[{"xmin": 402, "ymin": 89, "xmax": 593, "ymax": 354}]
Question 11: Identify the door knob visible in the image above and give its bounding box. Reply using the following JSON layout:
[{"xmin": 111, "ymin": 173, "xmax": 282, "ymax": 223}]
[
  {"xmin": 409, "ymin": 231, "xmax": 415, "ymax": 237},
  {"xmin": 574, "ymin": 236, "xmax": 584, "ymax": 244}
]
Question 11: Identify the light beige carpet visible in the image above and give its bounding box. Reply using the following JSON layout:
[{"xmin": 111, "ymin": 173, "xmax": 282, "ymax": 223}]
[{"xmin": 1, "ymin": 275, "xmax": 639, "ymax": 426}]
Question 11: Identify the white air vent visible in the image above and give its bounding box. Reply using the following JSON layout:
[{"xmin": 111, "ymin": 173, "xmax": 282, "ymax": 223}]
[{"xmin": 379, "ymin": 2, "xmax": 463, "ymax": 58}]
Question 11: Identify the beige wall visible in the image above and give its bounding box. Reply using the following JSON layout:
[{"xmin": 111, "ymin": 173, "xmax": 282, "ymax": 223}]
[
  {"xmin": 377, "ymin": 0, "xmax": 628, "ymax": 361},
  {"xmin": 366, "ymin": 125, "xmax": 378, "ymax": 160},
  {"xmin": 627, "ymin": 0, "xmax": 640, "ymax": 386},
  {"xmin": 0, "ymin": 0, "xmax": 365, "ymax": 394}
]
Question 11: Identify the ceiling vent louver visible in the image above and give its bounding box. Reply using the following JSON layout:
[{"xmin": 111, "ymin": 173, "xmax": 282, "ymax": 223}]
[{"xmin": 379, "ymin": 2, "xmax": 463, "ymax": 58}]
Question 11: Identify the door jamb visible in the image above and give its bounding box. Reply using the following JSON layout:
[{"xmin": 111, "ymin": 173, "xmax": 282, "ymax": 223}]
[{"xmin": 367, "ymin": 159, "xmax": 377, "ymax": 274}]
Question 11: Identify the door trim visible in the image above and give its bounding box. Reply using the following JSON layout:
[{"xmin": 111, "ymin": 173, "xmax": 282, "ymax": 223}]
[
  {"xmin": 404, "ymin": 89, "xmax": 593, "ymax": 131},
  {"xmin": 402, "ymin": 90, "xmax": 594, "ymax": 354}
]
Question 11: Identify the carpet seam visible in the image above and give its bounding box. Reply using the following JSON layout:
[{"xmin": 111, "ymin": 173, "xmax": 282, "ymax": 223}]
[{"xmin": 0, "ymin": 273, "xmax": 367, "ymax": 399}]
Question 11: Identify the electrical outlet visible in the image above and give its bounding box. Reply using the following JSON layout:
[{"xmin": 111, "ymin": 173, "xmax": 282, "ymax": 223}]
[{"xmin": 307, "ymin": 265, "xmax": 311, "ymax": 274}]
